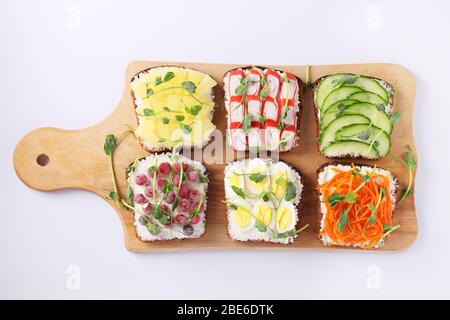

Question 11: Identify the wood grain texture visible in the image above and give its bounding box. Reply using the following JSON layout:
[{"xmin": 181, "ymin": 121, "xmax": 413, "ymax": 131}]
[{"xmin": 13, "ymin": 61, "xmax": 418, "ymax": 252}]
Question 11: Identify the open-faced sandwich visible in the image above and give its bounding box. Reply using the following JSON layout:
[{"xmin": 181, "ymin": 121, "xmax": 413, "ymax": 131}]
[
  {"xmin": 313, "ymin": 74, "xmax": 397, "ymax": 159},
  {"xmin": 317, "ymin": 163, "xmax": 399, "ymax": 249},
  {"xmin": 126, "ymin": 153, "xmax": 208, "ymax": 241},
  {"xmin": 224, "ymin": 67, "xmax": 302, "ymax": 152},
  {"xmin": 224, "ymin": 158, "xmax": 303, "ymax": 244},
  {"xmin": 130, "ymin": 66, "xmax": 217, "ymax": 151}
]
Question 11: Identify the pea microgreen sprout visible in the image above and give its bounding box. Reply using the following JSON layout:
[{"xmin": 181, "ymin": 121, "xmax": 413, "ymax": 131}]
[
  {"xmin": 363, "ymin": 187, "xmax": 386, "ymax": 234},
  {"xmin": 138, "ymin": 107, "xmax": 183, "ymax": 117},
  {"xmin": 397, "ymin": 146, "xmax": 416, "ymax": 202},
  {"xmin": 376, "ymin": 224, "xmax": 400, "ymax": 247},
  {"xmin": 104, "ymin": 130, "xmax": 134, "ymax": 208},
  {"xmin": 186, "ymin": 192, "xmax": 204, "ymax": 225},
  {"xmin": 145, "ymin": 80, "xmax": 197, "ymax": 98},
  {"xmin": 121, "ymin": 199, "xmax": 161, "ymax": 234}
]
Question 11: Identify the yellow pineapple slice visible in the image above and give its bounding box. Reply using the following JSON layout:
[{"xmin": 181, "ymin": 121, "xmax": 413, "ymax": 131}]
[
  {"xmin": 131, "ymin": 66, "xmax": 217, "ymax": 150},
  {"xmin": 130, "ymin": 79, "xmax": 147, "ymax": 99}
]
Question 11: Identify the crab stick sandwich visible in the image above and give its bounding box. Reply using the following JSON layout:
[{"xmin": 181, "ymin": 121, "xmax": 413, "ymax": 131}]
[{"xmin": 223, "ymin": 66, "xmax": 302, "ymax": 152}]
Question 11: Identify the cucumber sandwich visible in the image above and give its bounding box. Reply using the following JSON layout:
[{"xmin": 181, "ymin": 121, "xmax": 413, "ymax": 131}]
[{"xmin": 313, "ymin": 74, "xmax": 397, "ymax": 159}]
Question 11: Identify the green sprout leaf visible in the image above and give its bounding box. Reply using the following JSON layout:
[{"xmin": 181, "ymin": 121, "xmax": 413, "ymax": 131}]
[
  {"xmin": 327, "ymin": 192, "xmax": 345, "ymax": 207},
  {"xmin": 260, "ymin": 85, "xmax": 269, "ymax": 100},
  {"xmin": 375, "ymin": 103, "xmax": 385, "ymax": 112},
  {"xmin": 285, "ymin": 181, "xmax": 297, "ymax": 201},
  {"xmin": 405, "ymin": 149, "xmax": 417, "ymax": 171},
  {"xmin": 344, "ymin": 192, "xmax": 357, "ymax": 204},
  {"xmin": 154, "ymin": 76, "xmax": 162, "ymax": 86},
  {"xmin": 368, "ymin": 211, "xmax": 376, "ymax": 225},
  {"xmin": 391, "ymin": 111, "xmax": 401, "ymax": 124},
  {"xmin": 255, "ymin": 220, "xmax": 267, "ymax": 232},
  {"xmin": 103, "ymin": 134, "xmax": 117, "ymax": 155},
  {"xmin": 342, "ymin": 75, "xmax": 357, "ymax": 84},
  {"xmin": 337, "ymin": 103, "xmax": 346, "ymax": 115},
  {"xmin": 235, "ymin": 84, "xmax": 246, "ymax": 96},
  {"xmin": 146, "ymin": 88, "xmax": 153, "ymax": 97},
  {"xmin": 162, "ymin": 181, "xmax": 173, "ymax": 197},
  {"xmin": 163, "ymin": 71, "xmax": 175, "ymax": 82},
  {"xmin": 199, "ymin": 174, "xmax": 208, "ymax": 184},
  {"xmin": 181, "ymin": 81, "xmax": 196, "ymax": 93},
  {"xmin": 357, "ymin": 129, "xmax": 370, "ymax": 141},
  {"xmin": 143, "ymin": 108, "xmax": 155, "ymax": 116},
  {"xmin": 336, "ymin": 210, "xmax": 349, "ymax": 233},
  {"xmin": 258, "ymin": 114, "xmax": 266, "ymax": 126},
  {"xmin": 231, "ymin": 186, "xmax": 246, "ymax": 199},
  {"xmin": 249, "ymin": 172, "xmax": 266, "ymax": 183},
  {"xmin": 235, "ymin": 77, "xmax": 249, "ymax": 96},
  {"xmin": 146, "ymin": 223, "xmax": 161, "ymax": 234},
  {"xmin": 108, "ymin": 191, "xmax": 118, "ymax": 201},
  {"xmin": 185, "ymin": 105, "xmax": 202, "ymax": 116},
  {"xmin": 242, "ymin": 114, "xmax": 252, "ymax": 134},
  {"xmin": 398, "ymin": 146, "xmax": 416, "ymax": 202},
  {"xmin": 126, "ymin": 185, "xmax": 133, "ymax": 203},
  {"xmin": 180, "ymin": 123, "xmax": 192, "ymax": 134}
]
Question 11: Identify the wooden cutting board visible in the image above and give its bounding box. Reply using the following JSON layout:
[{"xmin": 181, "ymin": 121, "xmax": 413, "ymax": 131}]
[{"xmin": 13, "ymin": 61, "xmax": 418, "ymax": 252}]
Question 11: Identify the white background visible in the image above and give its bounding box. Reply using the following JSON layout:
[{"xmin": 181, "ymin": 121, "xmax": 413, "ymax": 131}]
[{"xmin": 1, "ymin": 0, "xmax": 449, "ymax": 299}]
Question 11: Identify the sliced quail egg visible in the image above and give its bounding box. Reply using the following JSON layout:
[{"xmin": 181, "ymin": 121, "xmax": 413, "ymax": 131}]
[
  {"xmin": 225, "ymin": 161, "xmax": 245, "ymax": 197},
  {"xmin": 245, "ymin": 158, "xmax": 270, "ymax": 196},
  {"xmin": 230, "ymin": 198, "xmax": 253, "ymax": 231},
  {"xmin": 252, "ymin": 200, "xmax": 274, "ymax": 229},
  {"xmin": 275, "ymin": 200, "xmax": 297, "ymax": 233},
  {"xmin": 270, "ymin": 161, "xmax": 291, "ymax": 200}
]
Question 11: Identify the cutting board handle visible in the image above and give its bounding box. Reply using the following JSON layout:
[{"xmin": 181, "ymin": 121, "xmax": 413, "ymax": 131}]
[{"xmin": 13, "ymin": 127, "xmax": 108, "ymax": 192}]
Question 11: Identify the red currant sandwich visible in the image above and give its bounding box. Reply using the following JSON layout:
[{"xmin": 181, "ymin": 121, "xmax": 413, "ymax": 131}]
[{"xmin": 125, "ymin": 153, "xmax": 208, "ymax": 241}]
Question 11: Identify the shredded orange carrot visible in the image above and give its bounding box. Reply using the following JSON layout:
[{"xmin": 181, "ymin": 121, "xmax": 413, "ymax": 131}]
[{"xmin": 319, "ymin": 165, "xmax": 393, "ymax": 249}]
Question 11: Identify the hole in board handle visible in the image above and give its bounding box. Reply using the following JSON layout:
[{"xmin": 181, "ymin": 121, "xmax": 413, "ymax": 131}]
[{"xmin": 36, "ymin": 154, "xmax": 49, "ymax": 166}]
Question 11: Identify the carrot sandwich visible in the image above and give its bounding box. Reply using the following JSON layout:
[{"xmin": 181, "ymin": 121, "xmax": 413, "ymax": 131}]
[
  {"xmin": 130, "ymin": 66, "xmax": 217, "ymax": 151},
  {"xmin": 317, "ymin": 163, "xmax": 399, "ymax": 249},
  {"xmin": 126, "ymin": 153, "xmax": 208, "ymax": 241},
  {"xmin": 223, "ymin": 67, "xmax": 302, "ymax": 152},
  {"xmin": 224, "ymin": 158, "xmax": 303, "ymax": 244}
]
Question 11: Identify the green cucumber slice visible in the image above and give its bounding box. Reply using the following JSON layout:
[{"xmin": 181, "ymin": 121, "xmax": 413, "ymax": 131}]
[
  {"xmin": 314, "ymin": 74, "xmax": 347, "ymax": 109},
  {"xmin": 335, "ymin": 124, "xmax": 391, "ymax": 157},
  {"xmin": 321, "ymin": 86, "xmax": 363, "ymax": 112},
  {"xmin": 319, "ymin": 99, "xmax": 359, "ymax": 117},
  {"xmin": 343, "ymin": 77, "xmax": 389, "ymax": 102},
  {"xmin": 322, "ymin": 140, "xmax": 379, "ymax": 159},
  {"xmin": 348, "ymin": 91, "xmax": 387, "ymax": 108},
  {"xmin": 319, "ymin": 114, "xmax": 370, "ymax": 150},
  {"xmin": 320, "ymin": 102, "xmax": 393, "ymax": 135},
  {"xmin": 319, "ymin": 99, "xmax": 358, "ymax": 131}
]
